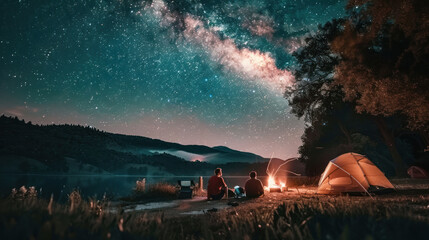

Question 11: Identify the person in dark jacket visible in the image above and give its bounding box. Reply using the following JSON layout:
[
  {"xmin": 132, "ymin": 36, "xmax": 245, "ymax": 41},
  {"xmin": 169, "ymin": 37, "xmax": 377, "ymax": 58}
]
[
  {"xmin": 207, "ymin": 168, "xmax": 228, "ymax": 200},
  {"xmin": 245, "ymin": 171, "xmax": 264, "ymax": 198}
]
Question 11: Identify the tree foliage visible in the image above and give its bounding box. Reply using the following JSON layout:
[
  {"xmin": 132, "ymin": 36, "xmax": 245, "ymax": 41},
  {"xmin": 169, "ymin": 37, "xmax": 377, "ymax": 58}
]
[
  {"xmin": 332, "ymin": 0, "xmax": 429, "ymax": 130},
  {"xmin": 285, "ymin": 20, "xmax": 367, "ymax": 175},
  {"xmin": 285, "ymin": 14, "xmax": 427, "ymax": 176},
  {"xmin": 285, "ymin": 19, "xmax": 345, "ymax": 124}
]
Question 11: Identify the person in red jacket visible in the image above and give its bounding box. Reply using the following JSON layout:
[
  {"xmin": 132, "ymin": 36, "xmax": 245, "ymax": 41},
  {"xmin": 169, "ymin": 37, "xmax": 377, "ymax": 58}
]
[
  {"xmin": 207, "ymin": 168, "xmax": 227, "ymax": 200},
  {"xmin": 245, "ymin": 171, "xmax": 264, "ymax": 198}
]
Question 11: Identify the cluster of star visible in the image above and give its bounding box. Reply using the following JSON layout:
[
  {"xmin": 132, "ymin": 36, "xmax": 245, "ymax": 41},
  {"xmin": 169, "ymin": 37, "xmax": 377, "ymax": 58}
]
[{"xmin": 0, "ymin": 0, "xmax": 347, "ymax": 158}]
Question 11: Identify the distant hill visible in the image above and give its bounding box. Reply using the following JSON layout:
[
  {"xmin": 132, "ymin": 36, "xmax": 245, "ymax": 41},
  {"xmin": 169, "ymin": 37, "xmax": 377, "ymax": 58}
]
[
  {"xmin": 0, "ymin": 115, "xmax": 271, "ymax": 176},
  {"xmin": 109, "ymin": 134, "xmax": 266, "ymax": 164}
]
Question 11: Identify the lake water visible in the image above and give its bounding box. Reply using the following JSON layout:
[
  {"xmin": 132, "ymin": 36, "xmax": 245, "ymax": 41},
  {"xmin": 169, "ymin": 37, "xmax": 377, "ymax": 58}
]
[{"xmin": 0, "ymin": 174, "xmax": 277, "ymax": 202}]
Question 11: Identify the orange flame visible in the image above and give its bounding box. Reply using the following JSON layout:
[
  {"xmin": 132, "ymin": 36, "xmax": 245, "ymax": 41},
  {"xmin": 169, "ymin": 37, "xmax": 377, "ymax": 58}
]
[{"xmin": 264, "ymin": 175, "xmax": 286, "ymax": 191}]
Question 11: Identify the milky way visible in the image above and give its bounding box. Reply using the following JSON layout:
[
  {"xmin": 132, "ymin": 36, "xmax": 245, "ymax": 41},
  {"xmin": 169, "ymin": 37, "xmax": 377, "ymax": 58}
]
[{"xmin": 0, "ymin": 0, "xmax": 347, "ymax": 158}]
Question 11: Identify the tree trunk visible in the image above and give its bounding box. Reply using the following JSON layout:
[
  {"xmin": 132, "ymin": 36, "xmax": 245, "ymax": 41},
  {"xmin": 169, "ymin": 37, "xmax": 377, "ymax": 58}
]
[
  {"xmin": 421, "ymin": 130, "xmax": 429, "ymax": 152},
  {"xmin": 373, "ymin": 116, "xmax": 407, "ymax": 177},
  {"xmin": 337, "ymin": 119, "xmax": 352, "ymax": 146}
]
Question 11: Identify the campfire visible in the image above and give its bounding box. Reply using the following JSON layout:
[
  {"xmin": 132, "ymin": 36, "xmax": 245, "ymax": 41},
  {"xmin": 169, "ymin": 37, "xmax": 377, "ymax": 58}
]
[
  {"xmin": 265, "ymin": 175, "xmax": 286, "ymax": 192},
  {"xmin": 264, "ymin": 155, "xmax": 300, "ymax": 193}
]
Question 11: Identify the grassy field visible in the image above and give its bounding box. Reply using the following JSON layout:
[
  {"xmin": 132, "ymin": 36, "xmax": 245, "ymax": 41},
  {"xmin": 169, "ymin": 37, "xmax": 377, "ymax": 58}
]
[{"xmin": 1, "ymin": 180, "xmax": 429, "ymax": 239}]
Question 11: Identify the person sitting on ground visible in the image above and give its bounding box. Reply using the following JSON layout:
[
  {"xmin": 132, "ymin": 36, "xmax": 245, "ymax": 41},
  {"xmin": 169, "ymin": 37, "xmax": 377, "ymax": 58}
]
[
  {"xmin": 245, "ymin": 171, "xmax": 264, "ymax": 198},
  {"xmin": 207, "ymin": 168, "xmax": 228, "ymax": 200}
]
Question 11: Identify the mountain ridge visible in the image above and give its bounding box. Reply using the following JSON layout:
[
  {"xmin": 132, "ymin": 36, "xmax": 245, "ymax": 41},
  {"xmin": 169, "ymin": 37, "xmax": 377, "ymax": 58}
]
[{"xmin": 0, "ymin": 115, "xmax": 270, "ymax": 176}]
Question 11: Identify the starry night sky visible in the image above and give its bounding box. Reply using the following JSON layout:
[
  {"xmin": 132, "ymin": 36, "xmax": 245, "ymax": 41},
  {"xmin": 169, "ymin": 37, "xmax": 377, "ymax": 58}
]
[{"xmin": 0, "ymin": 0, "xmax": 347, "ymax": 158}]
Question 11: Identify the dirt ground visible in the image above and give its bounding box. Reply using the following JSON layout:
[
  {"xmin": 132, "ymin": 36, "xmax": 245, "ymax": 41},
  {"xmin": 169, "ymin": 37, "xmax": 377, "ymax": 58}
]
[{"xmin": 118, "ymin": 179, "xmax": 429, "ymax": 218}]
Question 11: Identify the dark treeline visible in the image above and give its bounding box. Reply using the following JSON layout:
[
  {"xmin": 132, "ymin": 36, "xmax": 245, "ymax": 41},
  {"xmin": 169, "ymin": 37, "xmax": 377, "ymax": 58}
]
[
  {"xmin": 0, "ymin": 115, "xmax": 268, "ymax": 176},
  {"xmin": 285, "ymin": 0, "xmax": 429, "ymax": 176}
]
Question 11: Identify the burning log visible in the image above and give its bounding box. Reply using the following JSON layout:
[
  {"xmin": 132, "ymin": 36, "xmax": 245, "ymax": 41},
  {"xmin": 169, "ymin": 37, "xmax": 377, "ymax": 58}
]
[
  {"xmin": 269, "ymin": 186, "xmax": 282, "ymax": 192},
  {"xmin": 264, "ymin": 154, "xmax": 299, "ymax": 193},
  {"xmin": 265, "ymin": 176, "xmax": 287, "ymax": 193}
]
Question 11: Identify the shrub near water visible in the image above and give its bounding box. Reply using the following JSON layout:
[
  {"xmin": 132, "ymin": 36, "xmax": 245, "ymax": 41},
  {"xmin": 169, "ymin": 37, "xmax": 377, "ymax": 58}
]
[
  {"xmin": 145, "ymin": 183, "xmax": 177, "ymax": 198},
  {"xmin": 126, "ymin": 182, "xmax": 178, "ymax": 202}
]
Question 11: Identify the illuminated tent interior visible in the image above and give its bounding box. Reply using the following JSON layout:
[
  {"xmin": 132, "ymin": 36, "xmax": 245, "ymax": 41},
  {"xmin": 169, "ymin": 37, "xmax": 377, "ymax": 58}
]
[{"xmin": 317, "ymin": 152, "xmax": 394, "ymax": 194}]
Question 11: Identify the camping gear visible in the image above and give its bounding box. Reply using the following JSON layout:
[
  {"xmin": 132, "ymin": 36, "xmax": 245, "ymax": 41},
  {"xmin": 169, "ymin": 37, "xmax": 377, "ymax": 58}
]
[
  {"xmin": 407, "ymin": 166, "xmax": 429, "ymax": 179},
  {"xmin": 177, "ymin": 180, "xmax": 195, "ymax": 199},
  {"xmin": 317, "ymin": 152, "xmax": 394, "ymax": 195},
  {"xmin": 234, "ymin": 186, "xmax": 245, "ymax": 198}
]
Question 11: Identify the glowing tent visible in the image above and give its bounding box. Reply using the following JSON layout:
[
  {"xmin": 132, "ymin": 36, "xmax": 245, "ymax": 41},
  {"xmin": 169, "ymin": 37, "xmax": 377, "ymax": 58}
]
[
  {"xmin": 317, "ymin": 153, "xmax": 394, "ymax": 195},
  {"xmin": 407, "ymin": 166, "xmax": 429, "ymax": 179}
]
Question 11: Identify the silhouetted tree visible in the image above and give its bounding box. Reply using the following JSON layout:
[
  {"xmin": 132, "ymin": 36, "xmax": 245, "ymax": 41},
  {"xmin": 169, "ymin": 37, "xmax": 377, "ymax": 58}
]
[
  {"xmin": 285, "ymin": 17, "xmax": 419, "ymax": 176},
  {"xmin": 285, "ymin": 20, "xmax": 360, "ymax": 174},
  {"xmin": 332, "ymin": 0, "xmax": 429, "ymax": 131},
  {"xmin": 325, "ymin": 0, "xmax": 429, "ymax": 175},
  {"xmin": 285, "ymin": 19, "xmax": 345, "ymax": 128}
]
